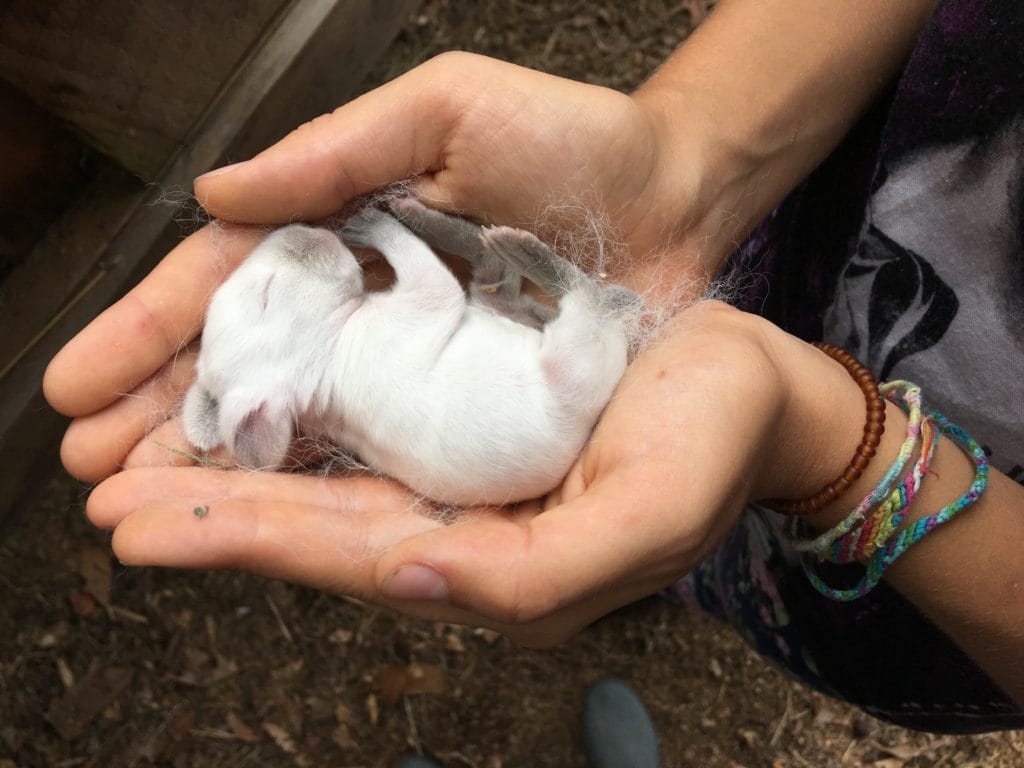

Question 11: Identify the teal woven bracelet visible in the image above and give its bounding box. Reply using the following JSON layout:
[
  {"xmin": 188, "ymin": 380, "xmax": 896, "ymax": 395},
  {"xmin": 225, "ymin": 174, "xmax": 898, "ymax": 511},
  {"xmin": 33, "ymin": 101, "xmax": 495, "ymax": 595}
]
[{"xmin": 801, "ymin": 403, "xmax": 989, "ymax": 602}]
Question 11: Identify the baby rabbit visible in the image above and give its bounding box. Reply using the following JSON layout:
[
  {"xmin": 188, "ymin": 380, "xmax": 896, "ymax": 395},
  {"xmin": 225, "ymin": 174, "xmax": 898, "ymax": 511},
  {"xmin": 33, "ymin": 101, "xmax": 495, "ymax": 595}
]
[{"xmin": 183, "ymin": 202, "xmax": 635, "ymax": 506}]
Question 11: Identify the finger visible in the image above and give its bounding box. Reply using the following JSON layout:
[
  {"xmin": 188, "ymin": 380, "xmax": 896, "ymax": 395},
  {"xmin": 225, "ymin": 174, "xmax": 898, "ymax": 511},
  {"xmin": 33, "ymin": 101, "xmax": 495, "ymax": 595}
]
[
  {"xmin": 87, "ymin": 466, "xmax": 417, "ymax": 526},
  {"xmin": 194, "ymin": 55, "xmax": 472, "ymax": 224},
  {"xmin": 102, "ymin": 471, "xmax": 441, "ymax": 600},
  {"xmin": 59, "ymin": 348, "xmax": 198, "ymax": 482},
  {"xmin": 91, "ymin": 468, "xmax": 676, "ymax": 642},
  {"xmin": 381, "ymin": 553, "xmax": 671, "ymax": 647},
  {"xmin": 44, "ymin": 223, "xmax": 263, "ymax": 417},
  {"xmin": 374, "ymin": 472, "xmax": 713, "ymax": 627}
]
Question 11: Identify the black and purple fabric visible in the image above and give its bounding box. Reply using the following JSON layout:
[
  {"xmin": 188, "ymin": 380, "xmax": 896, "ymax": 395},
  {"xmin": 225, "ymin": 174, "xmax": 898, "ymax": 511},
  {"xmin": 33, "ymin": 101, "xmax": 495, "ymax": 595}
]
[{"xmin": 673, "ymin": 0, "xmax": 1024, "ymax": 732}]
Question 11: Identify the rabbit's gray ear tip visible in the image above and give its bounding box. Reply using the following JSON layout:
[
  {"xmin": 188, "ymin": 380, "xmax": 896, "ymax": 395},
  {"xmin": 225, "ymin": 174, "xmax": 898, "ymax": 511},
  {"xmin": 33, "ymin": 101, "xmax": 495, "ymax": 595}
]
[{"xmin": 600, "ymin": 284, "xmax": 644, "ymax": 314}]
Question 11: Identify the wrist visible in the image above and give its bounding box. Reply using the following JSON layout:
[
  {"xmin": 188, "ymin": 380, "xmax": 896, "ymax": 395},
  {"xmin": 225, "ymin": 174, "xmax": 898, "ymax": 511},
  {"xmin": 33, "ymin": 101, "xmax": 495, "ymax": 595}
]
[
  {"xmin": 751, "ymin": 330, "xmax": 877, "ymax": 504},
  {"xmin": 628, "ymin": 0, "xmax": 937, "ymax": 281},
  {"xmin": 628, "ymin": 83, "xmax": 765, "ymax": 275},
  {"xmin": 754, "ymin": 335, "xmax": 927, "ymax": 534}
]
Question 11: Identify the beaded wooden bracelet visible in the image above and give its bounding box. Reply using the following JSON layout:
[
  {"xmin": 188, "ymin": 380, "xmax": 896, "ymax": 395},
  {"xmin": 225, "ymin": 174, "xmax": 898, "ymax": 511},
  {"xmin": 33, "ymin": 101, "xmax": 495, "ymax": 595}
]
[{"xmin": 761, "ymin": 342, "xmax": 886, "ymax": 515}]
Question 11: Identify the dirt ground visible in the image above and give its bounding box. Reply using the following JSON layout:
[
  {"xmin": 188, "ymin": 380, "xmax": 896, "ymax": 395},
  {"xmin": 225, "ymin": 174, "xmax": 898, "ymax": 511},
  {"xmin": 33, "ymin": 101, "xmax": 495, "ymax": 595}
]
[{"xmin": 2, "ymin": 2, "xmax": 1023, "ymax": 767}]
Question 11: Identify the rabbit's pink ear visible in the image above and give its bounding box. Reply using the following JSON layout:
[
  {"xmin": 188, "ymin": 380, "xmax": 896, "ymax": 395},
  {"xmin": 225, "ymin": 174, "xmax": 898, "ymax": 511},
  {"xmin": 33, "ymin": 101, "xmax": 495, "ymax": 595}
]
[{"xmin": 231, "ymin": 401, "xmax": 292, "ymax": 469}]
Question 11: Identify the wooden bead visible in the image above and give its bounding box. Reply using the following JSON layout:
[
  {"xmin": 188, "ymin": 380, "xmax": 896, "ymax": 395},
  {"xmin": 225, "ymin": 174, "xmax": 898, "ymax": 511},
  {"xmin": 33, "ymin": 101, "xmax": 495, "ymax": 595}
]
[
  {"xmin": 842, "ymin": 466, "xmax": 861, "ymax": 483},
  {"xmin": 760, "ymin": 343, "xmax": 886, "ymax": 515}
]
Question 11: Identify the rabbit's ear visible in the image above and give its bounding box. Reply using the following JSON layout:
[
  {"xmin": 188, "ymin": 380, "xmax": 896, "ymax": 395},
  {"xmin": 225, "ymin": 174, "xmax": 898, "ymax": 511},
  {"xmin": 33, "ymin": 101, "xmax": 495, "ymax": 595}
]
[
  {"xmin": 228, "ymin": 400, "xmax": 292, "ymax": 469},
  {"xmin": 182, "ymin": 384, "xmax": 224, "ymax": 451}
]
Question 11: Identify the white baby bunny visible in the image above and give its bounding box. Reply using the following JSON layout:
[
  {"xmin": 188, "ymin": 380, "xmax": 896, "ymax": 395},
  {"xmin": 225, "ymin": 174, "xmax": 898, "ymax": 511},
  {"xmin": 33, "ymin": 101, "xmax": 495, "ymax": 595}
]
[{"xmin": 183, "ymin": 201, "xmax": 636, "ymax": 506}]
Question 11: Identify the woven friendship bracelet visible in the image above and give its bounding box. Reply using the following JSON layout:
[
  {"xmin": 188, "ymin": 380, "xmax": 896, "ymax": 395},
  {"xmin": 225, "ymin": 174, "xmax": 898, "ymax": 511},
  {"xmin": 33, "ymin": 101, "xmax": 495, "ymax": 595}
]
[
  {"xmin": 791, "ymin": 381, "xmax": 925, "ymax": 556},
  {"xmin": 761, "ymin": 343, "xmax": 886, "ymax": 515},
  {"xmin": 826, "ymin": 414, "xmax": 939, "ymax": 564},
  {"xmin": 801, "ymin": 403, "xmax": 990, "ymax": 602}
]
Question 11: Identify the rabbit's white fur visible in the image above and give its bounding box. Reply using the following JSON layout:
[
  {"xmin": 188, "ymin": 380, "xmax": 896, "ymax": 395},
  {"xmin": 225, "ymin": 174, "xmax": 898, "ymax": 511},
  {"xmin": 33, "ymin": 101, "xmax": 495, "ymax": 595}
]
[{"xmin": 183, "ymin": 209, "xmax": 628, "ymax": 506}]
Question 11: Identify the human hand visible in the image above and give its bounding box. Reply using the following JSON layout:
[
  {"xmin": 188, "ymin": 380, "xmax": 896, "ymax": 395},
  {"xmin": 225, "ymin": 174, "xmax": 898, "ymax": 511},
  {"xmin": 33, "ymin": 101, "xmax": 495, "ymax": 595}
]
[
  {"xmin": 194, "ymin": 51, "xmax": 728, "ymax": 288},
  {"xmin": 76, "ymin": 302, "xmax": 864, "ymax": 646},
  {"xmin": 43, "ymin": 51, "xmax": 734, "ymax": 482}
]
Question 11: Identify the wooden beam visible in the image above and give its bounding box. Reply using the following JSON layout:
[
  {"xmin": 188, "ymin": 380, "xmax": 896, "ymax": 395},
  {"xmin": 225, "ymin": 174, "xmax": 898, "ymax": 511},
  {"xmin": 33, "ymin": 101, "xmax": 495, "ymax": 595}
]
[{"xmin": 0, "ymin": 0, "xmax": 286, "ymax": 179}]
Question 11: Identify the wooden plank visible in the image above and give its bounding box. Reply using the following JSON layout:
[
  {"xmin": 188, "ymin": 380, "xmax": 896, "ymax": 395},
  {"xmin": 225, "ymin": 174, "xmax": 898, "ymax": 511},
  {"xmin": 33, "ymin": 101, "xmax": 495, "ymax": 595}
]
[
  {"xmin": 227, "ymin": 0, "xmax": 422, "ymax": 160},
  {"xmin": 0, "ymin": 79, "xmax": 94, "ymax": 283},
  {"xmin": 0, "ymin": 0, "xmax": 286, "ymax": 178},
  {"xmin": 0, "ymin": 0, "xmax": 419, "ymax": 518}
]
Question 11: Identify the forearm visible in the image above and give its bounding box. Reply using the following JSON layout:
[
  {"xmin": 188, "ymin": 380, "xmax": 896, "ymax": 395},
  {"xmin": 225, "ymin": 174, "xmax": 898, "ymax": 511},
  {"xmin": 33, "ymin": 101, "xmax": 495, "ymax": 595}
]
[
  {"xmin": 761, "ymin": 326, "xmax": 1024, "ymax": 706},
  {"xmin": 631, "ymin": 0, "xmax": 938, "ymax": 271}
]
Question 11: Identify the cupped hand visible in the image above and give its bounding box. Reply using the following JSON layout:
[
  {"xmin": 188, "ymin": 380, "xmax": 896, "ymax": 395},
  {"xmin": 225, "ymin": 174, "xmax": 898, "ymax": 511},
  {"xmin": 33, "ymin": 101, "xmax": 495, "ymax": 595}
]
[
  {"xmin": 44, "ymin": 51, "xmax": 723, "ymax": 482},
  {"xmin": 80, "ymin": 302, "xmax": 795, "ymax": 647},
  {"xmin": 194, "ymin": 51, "xmax": 712, "ymax": 270}
]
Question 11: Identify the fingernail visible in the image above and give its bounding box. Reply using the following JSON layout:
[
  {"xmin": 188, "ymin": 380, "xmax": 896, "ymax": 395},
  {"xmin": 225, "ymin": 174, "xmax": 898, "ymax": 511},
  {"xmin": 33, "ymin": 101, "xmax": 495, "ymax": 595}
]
[
  {"xmin": 195, "ymin": 160, "xmax": 250, "ymax": 183},
  {"xmin": 381, "ymin": 564, "xmax": 449, "ymax": 602}
]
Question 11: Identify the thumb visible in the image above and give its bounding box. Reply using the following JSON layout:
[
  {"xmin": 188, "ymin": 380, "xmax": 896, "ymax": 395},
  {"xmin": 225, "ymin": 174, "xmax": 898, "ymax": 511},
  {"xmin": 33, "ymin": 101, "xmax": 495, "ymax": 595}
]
[
  {"xmin": 194, "ymin": 55, "xmax": 473, "ymax": 224},
  {"xmin": 374, "ymin": 475, "xmax": 699, "ymax": 627}
]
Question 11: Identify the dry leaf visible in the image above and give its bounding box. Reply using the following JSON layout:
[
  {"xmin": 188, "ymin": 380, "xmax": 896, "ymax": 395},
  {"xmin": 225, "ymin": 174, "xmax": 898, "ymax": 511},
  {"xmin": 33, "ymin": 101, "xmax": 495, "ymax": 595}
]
[
  {"xmin": 79, "ymin": 543, "xmax": 112, "ymax": 604},
  {"xmin": 304, "ymin": 695, "xmax": 335, "ymax": 723},
  {"xmin": 334, "ymin": 704, "xmax": 355, "ymax": 725},
  {"xmin": 366, "ymin": 693, "xmax": 379, "ymax": 725},
  {"xmin": 737, "ymin": 728, "xmax": 758, "ymax": 750},
  {"xmin": 375, "ymin": 663, "xmax": 448, "ymax": 705},
  {"xmin": 56, "ymin": 657, "xmax": 74, "ymax": 689},
  {"xmin": 473, "ymin": 628, "xmax": 501, "ymax": 645},
  {"xmin": 171, "ymin": 655, "xmax": 238, "ymax": 687},
  {"xmin": 262, "ymin": 721, "xmax": 297, "ymax": 753},
  {"xmin": 38, "ymin": 623, "xmax": 68, "ymax": 648},
  {"xmin": 168, "ymin": 708, "xmax": 194, "ymax": 739},
  {"xmin": 874, "ymin": 738, "xmax": 954, "ymax": 760},
  {"xmin": 153, "ymin": 708, "xmax": 195, "ymax": 763},
  {"xmin": 445, "ymin": 633, "xmax": 466, "ymax": 653},
  {"xmin": 332, "ymin": 723, "xmax": 358, "ymax": 751},
  {"xmin": 272, "ymin": 658, "xmax": 304, "ymax": 680},
  {"xmin": 46, "ymin": 665, "xmax": 134, "ymax": 740},
  {"xmin": 226, "ymin": 712, "xmax": 259, "ymax": 742},
  {"xmin": 68, "ymin": 590, "xmax": 96, "ymax": 618},
  {"xmin": 328, "ymin": 628, "xmax": 354, "ymax": 645},
  {"xmin": 708, "ymin": 658, "xmax": 723, "ymax": 679}
]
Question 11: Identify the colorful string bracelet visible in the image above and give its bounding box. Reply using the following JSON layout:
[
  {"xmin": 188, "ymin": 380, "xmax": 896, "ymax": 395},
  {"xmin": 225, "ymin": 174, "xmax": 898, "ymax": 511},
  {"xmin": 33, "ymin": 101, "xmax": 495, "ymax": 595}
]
[
  {"xmin": 825, "ymin": 414, "xmax": 939, "ymax": 564},
  {"xmin": 801, "ymin": 405, "xmax": 989, "ymax": 602},
  {"xmin": 790, "ymin": 380, "xmax": 925, "ymax": 556}
]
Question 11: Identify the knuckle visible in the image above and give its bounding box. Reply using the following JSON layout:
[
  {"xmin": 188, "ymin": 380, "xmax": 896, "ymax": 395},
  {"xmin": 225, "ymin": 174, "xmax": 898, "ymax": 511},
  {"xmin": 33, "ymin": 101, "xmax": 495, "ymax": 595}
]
[
  {"xmin": 488, "ymin": 580, "xmax": 560, "ymax": 627},
  {"xmin": 292, "ymin": 110, "xmax": 338, "ymax": 140},
  {"xmin": 422, "ymin": 49, "xmax": 483, "ymax": 74}
]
